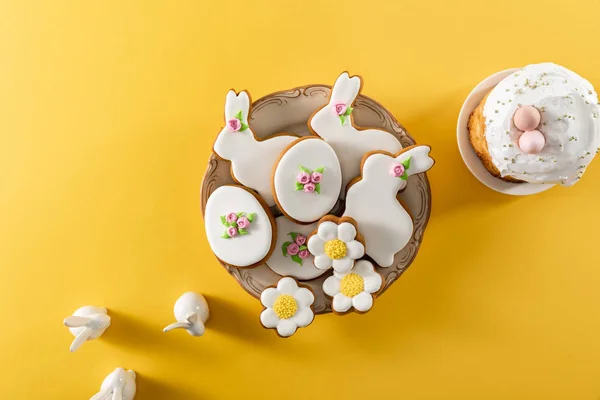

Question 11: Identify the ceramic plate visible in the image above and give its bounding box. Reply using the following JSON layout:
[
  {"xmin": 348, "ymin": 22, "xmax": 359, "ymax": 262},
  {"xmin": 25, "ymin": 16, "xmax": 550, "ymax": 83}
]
[
  {"xmin": 457, "ymin": 69, "xmax": 555, "ymax": 195},
  {"xmin": 201, "ymin": 85, "xmax": 432, "ymax": 314}
]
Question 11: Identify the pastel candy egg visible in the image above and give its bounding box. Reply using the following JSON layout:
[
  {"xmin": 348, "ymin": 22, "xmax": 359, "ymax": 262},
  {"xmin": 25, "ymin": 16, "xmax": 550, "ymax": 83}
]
[
  {"xmin": 513, "ymin": 106, "xmax": 541, "ymax": 131},
  {"xmin": 518, "ymin": 130, "xmax": 546, "ymax": 154}
]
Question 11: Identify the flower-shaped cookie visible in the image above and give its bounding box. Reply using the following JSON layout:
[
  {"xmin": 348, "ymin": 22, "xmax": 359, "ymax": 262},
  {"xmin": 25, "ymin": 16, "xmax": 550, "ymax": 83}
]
[
  {"xmin": 323, "ymin": 260, "xmax": 382, "ymax": 313},
  {"xmin": 307, "ymin": 217, "xmax": 365, "ymax": 273},
  {"xmin": 260, "ymin": 277, "xmax": 315, "ymax": 337}
]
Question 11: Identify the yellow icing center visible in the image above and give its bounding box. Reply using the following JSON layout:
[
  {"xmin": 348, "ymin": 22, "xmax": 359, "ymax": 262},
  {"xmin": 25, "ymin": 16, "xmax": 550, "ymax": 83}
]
[
  {"xmin": 273, "ymin": 295, "xmax": 298, "ymax": 319},
  {"xmin": 340, "ymin": 273, "xmax": 364, "ymax": 297},
  {"xmin": 324, "ymin": 239, "xmax": 347, "ymax": 260}
]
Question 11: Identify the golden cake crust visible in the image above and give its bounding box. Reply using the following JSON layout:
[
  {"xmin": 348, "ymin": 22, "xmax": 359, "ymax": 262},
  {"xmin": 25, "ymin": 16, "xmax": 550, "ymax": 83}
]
[{"xmin": 468, "ymin": 91, "xmax": 523, "ymax": 183}]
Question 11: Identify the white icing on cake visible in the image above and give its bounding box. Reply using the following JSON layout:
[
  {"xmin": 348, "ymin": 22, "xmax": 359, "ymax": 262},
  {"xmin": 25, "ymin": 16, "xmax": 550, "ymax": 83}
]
[{"xmin": 484, "ymin": 63, "xmax": 600, "ymax": 185}]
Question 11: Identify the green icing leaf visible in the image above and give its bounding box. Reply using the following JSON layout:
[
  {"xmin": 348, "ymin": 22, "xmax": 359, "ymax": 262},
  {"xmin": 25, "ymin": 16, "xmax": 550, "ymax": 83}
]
[
  {"xmin": 235, "ymin": 110, "xmax": 243, "ymax": 120},
  {"xmin": 295, "ymin": 181, "xmax": 304, "ymax": 191},
  {"xmin": 299, "ymin": 245, "xmax": 307, "ymax": 251},
  {"xmin": 221, "ymin": 231, "xmax": 230, "ymax": 239},
  {"xmin": 339, "ymin": 115, "xmax": 346, "ymax": 125},
  {"xmin": 238, "ymin": 228, "xmax": 248, "ymax": 235},
  {"xmin": 315, "ymin": 183, "xmax": 321, "ymax": 194},
  {"xmin": 314, "ymin": 166, "xmax": 325, "ymax": 173},
  {"xmin": 299, "ymin": 165, "xmax": 311, "ymax": 173},
  {"xmin": 344, "ymin": 106, "xmax": 354, "ymax": 116},
  {"xmin": 288, "ymin": 232, "xmax": 299, "ymax": 242},
  {"xmin": 291, "ymin": 255, "xmax": 303, "ymax": 266},
  {"xmin": 236, "ymin": 212, "xmax": 244, "ymax": 218},
  {"xmin": 220, "ymin": 215, "xmax": 227, "ymax": 225},
  {"xmin": 240, "ymin": 122, "xmax": 249, "ymax": 132},
  {"xmin": 400, "ymin": 172, "xmax": 408, "ymax": 180},
  {"xmin": 282, "ymin": 241, "xmax": 292, "ymax": 257},
  {"xmin": 247, "ymin": 213, "xmax": 256, "ymax": 222},
  {"xmin": 401, "ymin": 156, "xmax": 411, "ymax": 169},
  {"xmin": 230, "ymin": 222, "xmax": 238, "ymax": 228}
]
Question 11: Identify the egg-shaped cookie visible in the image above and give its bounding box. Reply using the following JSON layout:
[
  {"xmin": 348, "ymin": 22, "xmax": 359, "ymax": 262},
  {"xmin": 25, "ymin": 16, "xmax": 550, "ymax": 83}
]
[
  {"xmin": 272, "ymin": 137, "xmax": 342, "ymax": 223},
  {"xmin": 204, "ymin": 185, "xmax": 275, "ymax": 268}
]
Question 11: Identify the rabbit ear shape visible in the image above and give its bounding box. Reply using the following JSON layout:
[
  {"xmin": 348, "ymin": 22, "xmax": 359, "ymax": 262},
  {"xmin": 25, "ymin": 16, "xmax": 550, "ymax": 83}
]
[
  {"xmin": 70, "ymin": 327, "xmax": 93, "ymax": 352},
  {"xmin": 64, "ymin": 315, "xmax": 91, "ymax": 328},
  {"xmin": 330, "ymin": 72, "xmax": 361, "ymax": 106},
  {"xmin": 236, "ymin": 91, "xmax": 250, "ymax": 121},
  {"xmin": 396, "ymin": 146, "xmax": 434, "ymax": 177},
  {"xmin": 224, "ymin": 90, "xmax": 238, "ymax": 121},
  {"xmin": 163, "ymin": 321, "xmax": 191, "ymax": 333},
  {"xmin": 224, "ymin": 90, "xmax": 251, "ymax": 122}
]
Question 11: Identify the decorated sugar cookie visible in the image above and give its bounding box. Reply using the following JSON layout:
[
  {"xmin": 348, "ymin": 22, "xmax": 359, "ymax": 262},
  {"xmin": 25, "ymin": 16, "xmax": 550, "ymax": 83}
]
[
  {"xmin": 272, "ymin": 137, "xmax": 342, "ymax": 223},
  {"xmin": 343, "ymin": 145, "xmax": 434, "ymax": 267},
  {"xmin": 204, "ymin": 185, "xmax": 276, "ymax": 268},
  {"xmin": 265, "ymin": 217, "xmax": 326, "ymax": 280},
  {"xmin": 309, "ymin": 72, "xmax": 402, "ymax": 197},
  {"xmin": 323, "ymin": 260, "xmax": 383, "ymax": 313},
  {"xmin": 260, "ymin": 277, "xmax": 315, "ymax": 337},
  {"xmin": 213, "ymin": 90, "xmax": 297, "ymax": 206},
  {"xmin": 307, "ymin": 216, "xmax": 365, "ymax": 273}
]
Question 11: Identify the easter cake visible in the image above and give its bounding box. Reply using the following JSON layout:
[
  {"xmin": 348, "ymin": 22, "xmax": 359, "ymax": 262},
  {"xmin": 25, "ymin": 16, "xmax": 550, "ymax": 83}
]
[{"xmin": 201, "ymin": 72, "xmax": 434, "ymax": 337}]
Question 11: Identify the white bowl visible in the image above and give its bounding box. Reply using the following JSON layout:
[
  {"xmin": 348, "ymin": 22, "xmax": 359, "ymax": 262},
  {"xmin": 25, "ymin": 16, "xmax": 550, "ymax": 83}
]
[{"xmin": 456, "ymin": 68, "xmax": 555, "ymax": 196}]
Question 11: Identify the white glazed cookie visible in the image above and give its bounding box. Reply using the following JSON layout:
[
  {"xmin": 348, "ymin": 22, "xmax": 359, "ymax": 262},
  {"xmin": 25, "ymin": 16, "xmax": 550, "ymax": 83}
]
[
  {"xmin": 323, "ymin": 260, "xmax": 383, "ymax": 313},
  {"xmin": 309, "ymin": 72, "xmax": 402, "ymax": 197},
  {"xmin": 204, "ymin": 185, "xmax": 275, "ymax": 268},
  {"xmin": 272, "ymin": 137, "xmax": 342, "ymax": 223},
  {"xmin": 484, "ymin": 62, "xmax": 600, "ymax": 185},
  {"xmin": 260, "ymin": 277, "xmax": 315, "ymax": 338},
  {"xmin": 265, "ymin": 217, "xmax": 325, "ymax": 281},
  {"xmin": 213, "ymin": 90, "xmax": 297, "ymax": 206},
  {"xmin": 343, "ymin": 145, "xmax": 434, "ymax": 267}
]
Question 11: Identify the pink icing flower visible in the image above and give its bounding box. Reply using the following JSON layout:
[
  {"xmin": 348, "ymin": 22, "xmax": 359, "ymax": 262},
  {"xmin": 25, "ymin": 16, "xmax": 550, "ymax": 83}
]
[
  {"xmin": 310, "ymin": 171, "xmax": 322, "ymax": 183},
  {"xmin": 237, "ymin": 217, "xmax": 250, "ymax": 229},
  {"xmin": 287, "ymin": 243, "xmax": 299, "ymax": 256},
  {"xmin": 227, "ymin": 118, "xmax": 242, "ymax": 132},
  {"xmin": 297, "ymin": 171, "xmax": 310, "ymax": 184},
  {"xmin": 390, "ymin": 163, "xmax": 405, "ymax": 178},
  {"xmin": 295, "ymin": 234, "xmax": 307, "ymax": 246},
  {"xmin": 303, "ymin": 182, "xmax": 316, "ymax": 193},
  {"xmin": 227, "ymin": 227, "xmax": 238, "ymax": 237},
  {"xmin": 226, "ymin": 212, "xmax": 238, "ymax": 223},
  {"xmin": 333, "ymin": 103, "xmax": 347, "ymax": 116},
  {"xmin": 298, "ymin": 249, "xmax": 310, "ymax": 259}
]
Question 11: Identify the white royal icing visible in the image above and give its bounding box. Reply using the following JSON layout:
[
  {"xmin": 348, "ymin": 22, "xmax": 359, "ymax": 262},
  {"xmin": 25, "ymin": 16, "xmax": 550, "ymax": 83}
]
[
  {"xmin": 260, "ymin": 277, "xmax": 315, "ymax": 337},
  {"xmin": 204, "ymin": 185, "xmax": 274, "ymax": 267},
  {"xmin": 273, "ymin": 138, "xmax": 342, "ymax": 223},
  {"xmin": 309, "ymin": 72, "xmax": 402, "ymax": 197},
  {"xmin": 307, "ymin": 220, "xmax": 365, "ymax": 273},
  {"xmin": 213, "ymin": 90, "xmax": 296, "ymax": 206},
  {"xmin": 322, "ymin": 260, "xmax": 382, "ymax": 313},
  {"xmin": 343, "ymin": 146, "xmax": 434, "ymax": 267},
  {"xmin": 266, "ymin": 217, "xmax": 325, "ymax": 280},
  {"xmin": 484, "ymin": 63, "xmax": 600, "ymax": 185}
]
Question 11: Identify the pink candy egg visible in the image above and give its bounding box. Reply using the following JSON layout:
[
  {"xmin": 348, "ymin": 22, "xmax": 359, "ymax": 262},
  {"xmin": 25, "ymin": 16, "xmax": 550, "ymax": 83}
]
[
  {"xmin": 513, "ymin": 106, "xmax": 541, "ymax": 131},
  {"xmin": 518, "ymin": 130, "xmax": 546, "ymax": 154}
]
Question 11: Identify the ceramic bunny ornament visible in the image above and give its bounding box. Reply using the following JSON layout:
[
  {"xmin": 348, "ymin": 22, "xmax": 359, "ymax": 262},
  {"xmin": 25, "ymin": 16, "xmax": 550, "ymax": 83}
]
[
  {"xmin": 309, "ymin": 72, "xmax": 403, "ymax": 197},
  {"xmin": 163, "ymin": 292, "xmax": 210, "ymax": 337},
  {"xmin": 343, "ymin": 145, "xmax": 434, "ymax": 267},
  {"xmin": 63, "ymin": 306, "xmax": 111, "ymax": 353},
  {"xmin": 90, "ymin": 368, "xmax": 136, "ymax": 400},
  {"xmin": 212, "ymin": 90, "xmax": 296, "ymax": 206}
]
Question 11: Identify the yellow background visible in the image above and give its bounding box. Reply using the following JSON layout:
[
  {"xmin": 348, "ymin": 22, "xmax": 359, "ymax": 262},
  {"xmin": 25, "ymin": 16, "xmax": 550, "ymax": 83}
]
[{"xmin": 1, "ymin": 0, "xmax": 599, "ymax": 398}]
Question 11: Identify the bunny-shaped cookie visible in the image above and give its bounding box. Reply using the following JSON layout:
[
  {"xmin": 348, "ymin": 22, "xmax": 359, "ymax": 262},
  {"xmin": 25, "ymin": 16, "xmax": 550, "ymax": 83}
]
[
  {"xmin": 213, "ymin": 90, "xmax": 297, "ymax": 206},
  {"xmin": 90, "ymin": 368, "xmax": 136, "ymax": 400},
  {"xmin": 63, "ymin": 306, "xmax": 111, "ymax": 353},
  {"xmin": 309, "ymin": 72, "xmax": 402, "ymax": 197},
  {"xmin": 343, "ymin": 145, "xmax": 434, "ymax": 267},
  {"xmin": 163, "ymin": 292, "xmax": 209, "ymax": 337}
]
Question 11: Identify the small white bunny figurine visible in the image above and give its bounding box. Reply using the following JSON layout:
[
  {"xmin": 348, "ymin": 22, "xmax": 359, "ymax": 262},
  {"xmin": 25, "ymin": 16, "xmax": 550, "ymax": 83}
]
[
  {"xmin": 212, "ymin": 90, "xmax": 296, "ymax": 206},
  {"xmin": 90, "ymin": 368, "xmax": 136, "ymax": 400},
  {"xmin": 63, "ymin": 306, "xmax": 111, "ymax": 353},
  {"xmin": 163, "ymin": 292, "xmax": 210, "ymax": 337},
  {"xmin": 309, "ymin": 72, "xmax": 403, "ymax": 197}
]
